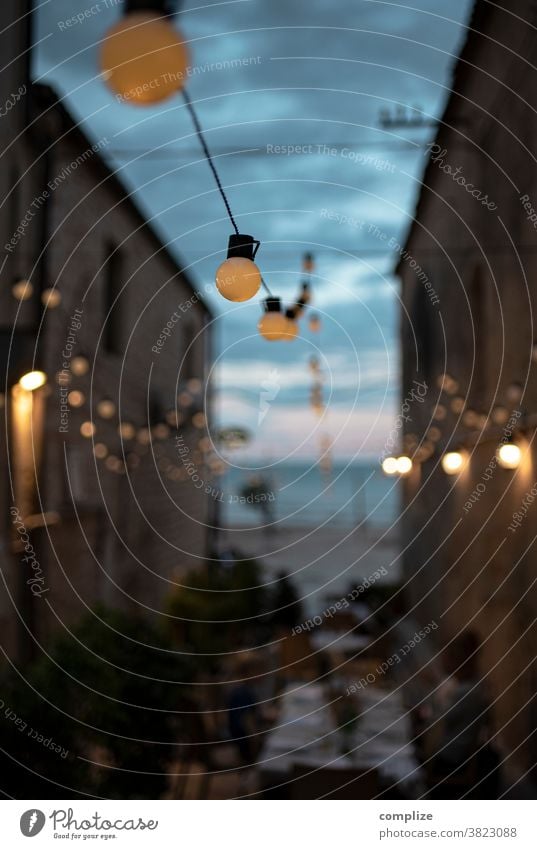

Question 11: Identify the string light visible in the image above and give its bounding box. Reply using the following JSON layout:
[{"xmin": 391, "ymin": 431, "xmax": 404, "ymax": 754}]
[
  {"xmin": 71, "ymin": 356, "xmax": 89, "ymax": 376},
  {"xmin": 12, "ymin": 278, "xmax": 33, "ymax": 301},
  {"xmin": 100, "ymin": 9, "xmax": 189, "ymax": 105},
  {"xmin": 258, "ymin": 297, "xmax": 288, "ymax": 341},
  {"xmin": 497, "ymin": 442, "xmax": 521, "ymax": 469},
  {"xmin": 68, "ymin": 390, "xmax": 85, "ymax": 407},
  {"xmin": 382, "ymin": 457, "xmax": 398, "ymax": 475},
  {"xmin": 19, "ymin": 371, "xmax": 47, "ymax": 391},
  {"xmin": 97, "ymin": 398, "xmax": 116, "ymax": 419},
  {"xmin": 41, "ymin": 288, "xmax": 61, "ymax": 308},
  {"xmin": 396, "ymin": 455, "xmax": 413, "ymax": 475},
  {"xmin": 215, "ymin": 235, "xmax": 262, "ymax": 302},
  {"xmin": 441, "ymin": 450, "xmax": 466, "ymax": 475},
  {"xmin": 80, "ymin": 421, "xmax": 96, "ymax": 438}
]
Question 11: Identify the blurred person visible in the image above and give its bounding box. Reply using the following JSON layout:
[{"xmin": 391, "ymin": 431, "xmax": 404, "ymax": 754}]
[{"xmin": 426, "ymin": 631, "xmax": 500, "ymax": 798}]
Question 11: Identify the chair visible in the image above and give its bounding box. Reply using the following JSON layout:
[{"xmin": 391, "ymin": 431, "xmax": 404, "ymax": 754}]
[{"xmin": 290, "ymin": 764, "xmax": 379, "ymax": 799}]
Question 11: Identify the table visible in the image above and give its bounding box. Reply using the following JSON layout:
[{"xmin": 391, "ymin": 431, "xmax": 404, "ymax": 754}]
[{"xmin": 257, "ymin": 682, "xmax": 423, "ymax": 796}]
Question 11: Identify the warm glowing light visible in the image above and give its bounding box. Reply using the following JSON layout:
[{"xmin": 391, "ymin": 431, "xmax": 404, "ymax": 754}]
[
  {"xmin": 71, "ymin": 356, "xmax": 89, "ymax": 376},
  {"xmin": 506, "ymin": 382, "xmax": 523, "ymax": 404},
  {"xmin": 441, "ymin": 451, "xmax": 465, "ymax": 475},
  {"xmin": 192, "ymin": 412, "xmax": 206, "ymax": 429},
  {"xmin": 100, "ymin": 11, "xmax": 189, "ymax": 105},
  {"xmin": 396, "ymin": 455, "xmax": 413, "ymax": 475},
  {"xmin": 41, "ymin": 288, "xmax": 61, "ymax": 308},
  {"xmin": 433, "ymin": 404, "xmax": 447, "ymax": 421},
  {"xmin": 382, "ymin": 457, "xmax": 398, "ymax": 475},
  {"xmin": 258, "ymin": 297, "xmax": 287, "ymax": 341},
  {"xmin": 68, "ymin": 390, "xmax": 85, "ymax": 407},
  {"xmin": 497, "ymin": 442, "xmax": 522, "ymax": 469},
  {"xmin": 215, "ymin": 257, "xmax": 261, "ymax": 302},
  {"xmin": 427, "ymin": 426, "xmax": 441, "ymax": 442},
  {"xmin": 80, "ymin": 421, "xmax": 96, "ymax": 438},
  {"xmin": 97, "ymin": 399, "xmax": 116, "ymax": 419},
  {"xmin": 451, "ymin": 396, "xmax": 465, "ymax": 414},
  {"xmin": 118, "ymin": 422, "xmax": 136, "ymax": 440},
  {"xmin": 12, "ymin": 279, "xmax": 33, "ymax": 301},
  {"xmin": 94, "ymin": 443, "xmax": 108, "ymax": 459},
  {"xmin": 137, "ymin": 427, "xmax": 151, "ymax": 445},
  {"xmin": 19, "ymin": 371, "xmax": 47, "ymax": 391}
]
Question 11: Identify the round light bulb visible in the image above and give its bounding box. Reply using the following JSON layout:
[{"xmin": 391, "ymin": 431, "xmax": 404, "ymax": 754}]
[
  {"xmin": 100, "ymin": 12, "xmax": 190, "ymax": 106},
  {"xmin": 118, "ymin": 422, "xmax": 136, "ymax": 440},
  {"xmin": 71, "ymin": 356, "xmax": 89, "ymax": 376},
  {"xmin": 19, "ymin": 370, "xmax": 47, "ymax": 391},
  {"xmin": 97, "ymin": 399, "xmax": 116, "ymax": 419},
  {"xmin": 382, "ymin": 457, "xmax": 398, "ymax": 475},
  {"xmin": 442, "ymin": 451, "xmax": 465, "ymax": 475},
  {"xmin": 68, "ymin": 390, "xmax": 85, "ymax": 408},
  {"xmin": 41, "ymin": 288, "xmax": 61, "ymax": 308},
  {"xmin": 396, "ymin": 455, "xmax": 413, "ymax": 475},
  {"xmin": 80, "ymin": 421, "xmax": 96, "ymax": 438},
  {"xmin": 497, "ymin": 443, "xmax": 521, "ymax": 469},
  {"xmin": 12, "ymin": 279, "xmax": 33, "ymax": 301},
  {"xmin": 258, "ymin": 311, "xmax": 288, "ymax": 341},
  {"xmin": 215, "ymin": 257, "xmax": 261, "ymax": 302}
]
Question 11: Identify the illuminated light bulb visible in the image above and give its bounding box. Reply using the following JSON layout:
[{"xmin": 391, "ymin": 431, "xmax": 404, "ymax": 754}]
[
  {"xmin": 396, "ymin": 455, "xmax": 413, "ymax": 475},
  {"xmin": 97, "ymin": 399, "xmax": 116, "ymax": 419},
  {"xmin": 497, "ymin": 442, "xmax": 522, "ymax": 469},
  {"xmin": 215, "ymin": 234, "xmax": 261, "ymax": 302},
  {"xmin": 41, "ymin": 288, "xmax": 61, "ymax": 308},
  {"xmin": 216, "ymin": 257, "xmax": 261, "ymax": 302},
  {"xmin": 12, "ymin": 278, "xmax": 33, "ymax": 301},
  {"xmin": 94, "ymin": 443, "xmax": 108, "ymax": 460},
  {"xmin": 258, "ymin": 297, "xmax": 288, "ymax": 341},
  {"xmin": 382, "ymin": 457, "xmax": 398, "ymax": 476},
  {"xmin": 442, "ymin": 451, "xmax": 466, "ymax": 475},
  {"xmin": 19, "ymin": 370, "xmax": 47, "ymax": 391},
  {"xmin": 451, "ymin": 396, "xmax": 465, "ymax": 414},
  {"xmin": 68, "ymin": 390, "xmax": 85, "ymax": 408},
  {"xmin": 118, "ymin": 422, "xmax": 136, "ymax": 440},
  {"xmin": 71, "ymin": 356, "xmax": 89, "ymax": 376},
  {"xmin": 433, "ymin": 404, "xmax": 447, "ymax": 421},
  {"xmin": 192, "ymin": 411, "xmax": 206, "ymax": 429},
  {"xmin": 100, "ymin": 11, "xmax": 190, "ymax": 105},
  {"xmin": 308, "ymin": 314, "xmax": 321, "ymax": 333},
  {"xmin": 80, "ymin": 421, "xmax": 96, "ymax": 438},
  {"xmin": 178, "ymin": 392, "xmax": 193, "ymax": 407}
]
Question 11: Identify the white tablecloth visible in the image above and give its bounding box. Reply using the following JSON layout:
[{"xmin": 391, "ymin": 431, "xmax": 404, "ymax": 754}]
[{"xmin": 258, "ymin": 682, "xmax": 422, "ymax": 795}]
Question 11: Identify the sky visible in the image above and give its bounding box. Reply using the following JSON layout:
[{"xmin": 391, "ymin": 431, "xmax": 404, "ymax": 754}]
[{"xmin": 34, "ymin": 0, "xmax": 474, "ymax": 463}]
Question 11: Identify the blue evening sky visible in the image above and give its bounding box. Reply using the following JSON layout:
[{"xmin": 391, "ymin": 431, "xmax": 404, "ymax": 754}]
[{"xmin": 34, "ymin": 0, "xmax": 474, "ymax": 461}]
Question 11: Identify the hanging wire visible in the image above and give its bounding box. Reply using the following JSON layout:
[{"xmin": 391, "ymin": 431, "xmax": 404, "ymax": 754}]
[{"xmin": 182, "ymin": 89, "xmax": 240, "ymax": 236}]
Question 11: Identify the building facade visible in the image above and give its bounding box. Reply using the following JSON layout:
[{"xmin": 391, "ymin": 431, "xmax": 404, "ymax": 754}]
[
  {"xmin": 398, "ymin": 0, "xmax": 537, "ymax": 781},
  {"xmin": 0, "ymin": 1, "xmax": 213, "ymax": 660}
]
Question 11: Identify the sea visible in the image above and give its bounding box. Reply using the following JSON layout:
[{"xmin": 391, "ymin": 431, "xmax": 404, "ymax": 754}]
[{"xmin": 219, "ymin": 461, "xmax": 400, "ymax": 529}]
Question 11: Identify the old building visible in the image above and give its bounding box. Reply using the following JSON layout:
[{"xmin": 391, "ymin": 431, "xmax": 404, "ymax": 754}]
[
  {"xmin": 0, "ymin": 1, "xmax": 213, "ymax": 660},
  {"xmin": 397, "ymin": 0, "xmax": 537, "ymax": 783}
]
